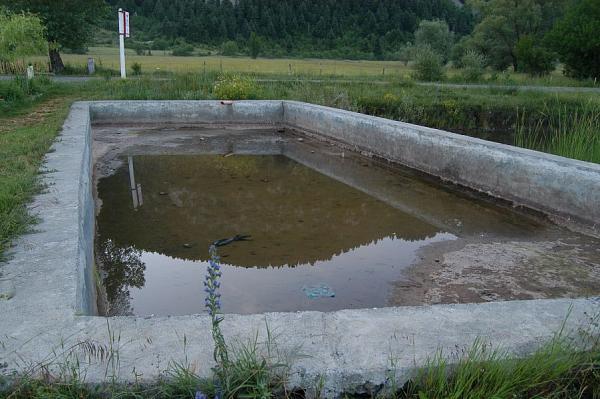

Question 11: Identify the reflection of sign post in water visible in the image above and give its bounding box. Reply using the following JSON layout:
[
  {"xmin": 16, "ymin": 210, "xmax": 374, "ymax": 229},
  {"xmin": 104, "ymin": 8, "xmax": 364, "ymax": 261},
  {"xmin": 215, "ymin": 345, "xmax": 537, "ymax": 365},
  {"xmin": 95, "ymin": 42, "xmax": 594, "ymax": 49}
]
[
  {"xmin": 128, "ymin": 156, "xmax": 143, "ymax": 209},
  {"xmin": 118, "ymin": 8, "xmax": 130, "ymax": 79}
]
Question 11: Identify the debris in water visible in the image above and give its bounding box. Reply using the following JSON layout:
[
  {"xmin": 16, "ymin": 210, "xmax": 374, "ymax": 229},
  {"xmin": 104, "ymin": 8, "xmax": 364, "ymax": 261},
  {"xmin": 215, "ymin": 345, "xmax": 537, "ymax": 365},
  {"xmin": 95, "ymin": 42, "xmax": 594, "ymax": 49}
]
[
  {"xmin": 183, "ymin": 243, "xmax": 193, "ymax": 248},
  {"xmin": 213, "ymin": 234, "xmax": 251, "ymax": 247},
  {"xmin": 159, "ymin": 191, "xmax": 168, "ymax": 195},
  {"xmin": 224, "ymin": 152, "xmax": 234, "ymax": 158},
  {"xmin": 302, "ymin": 284, "xmax": 335, "ymax": 299},
  {"xmin": 297, "ymin": 137, "xmax": 304, "ymax": 142}
]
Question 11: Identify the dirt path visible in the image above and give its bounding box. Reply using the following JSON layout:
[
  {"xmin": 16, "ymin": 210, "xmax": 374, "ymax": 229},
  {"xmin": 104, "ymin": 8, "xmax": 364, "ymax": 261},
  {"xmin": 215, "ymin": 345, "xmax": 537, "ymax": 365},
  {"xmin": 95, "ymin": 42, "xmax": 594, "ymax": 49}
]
[{"xmin": 0, "ymin": 97, "xmax": 71, "ymax": 134}]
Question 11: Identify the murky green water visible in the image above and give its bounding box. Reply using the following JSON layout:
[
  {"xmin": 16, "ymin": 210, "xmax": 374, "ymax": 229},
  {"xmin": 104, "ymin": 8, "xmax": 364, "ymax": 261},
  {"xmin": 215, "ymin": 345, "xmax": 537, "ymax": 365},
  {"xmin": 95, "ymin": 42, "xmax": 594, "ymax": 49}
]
[{"xmin": 96, "ymin": 150, "xmax": 550, "ymax": 316}]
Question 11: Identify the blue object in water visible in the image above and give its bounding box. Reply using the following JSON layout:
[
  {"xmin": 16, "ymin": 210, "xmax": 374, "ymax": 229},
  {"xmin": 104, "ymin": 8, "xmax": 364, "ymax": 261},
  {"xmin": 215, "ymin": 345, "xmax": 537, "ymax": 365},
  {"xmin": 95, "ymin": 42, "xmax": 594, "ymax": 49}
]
[{"xmin": 302, "ymin": 284, "xmax": 335, "ymax": 298}]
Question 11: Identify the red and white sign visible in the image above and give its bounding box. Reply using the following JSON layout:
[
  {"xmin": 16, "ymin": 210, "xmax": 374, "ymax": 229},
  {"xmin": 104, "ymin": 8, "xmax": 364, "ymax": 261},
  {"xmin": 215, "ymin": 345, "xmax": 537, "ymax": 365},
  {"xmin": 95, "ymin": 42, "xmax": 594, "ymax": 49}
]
[{"xmin": 118, "ymin": 10, "xmax": 130, "ymax": 38}]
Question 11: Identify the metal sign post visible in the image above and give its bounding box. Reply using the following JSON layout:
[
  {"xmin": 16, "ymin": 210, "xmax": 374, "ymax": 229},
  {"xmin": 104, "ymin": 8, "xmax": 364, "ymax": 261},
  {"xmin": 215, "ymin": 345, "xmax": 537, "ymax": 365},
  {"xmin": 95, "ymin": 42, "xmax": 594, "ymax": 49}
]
[{"xmin": 118, "ymin": 8, "xmax": 130, "ymax": 79}]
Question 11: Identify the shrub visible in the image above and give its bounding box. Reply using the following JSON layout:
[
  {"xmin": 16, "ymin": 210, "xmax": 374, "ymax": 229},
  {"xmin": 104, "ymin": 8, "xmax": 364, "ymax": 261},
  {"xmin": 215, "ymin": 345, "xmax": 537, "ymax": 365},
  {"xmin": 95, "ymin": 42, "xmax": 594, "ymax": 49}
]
[
  {"xmin": 172, "ymin": 44, "xmax": 194, "ymax": 57},
  {"xmin": 413, "ymin": 46, "xmax": 445, "ymax": 82},
  {"xmin": 131, "ymin": 62, "xmax": 142, "ymax": 76},
  {"xmin": 221, "ymin": 41, "xmax": 239, "ymax": 56},
  {"xmin": 213, "ymin": 73, "xmax": 256, "ymax": 100},
  {"xmin": 460, "ymin": 50, "xmax": 486, "ymax": 81}
]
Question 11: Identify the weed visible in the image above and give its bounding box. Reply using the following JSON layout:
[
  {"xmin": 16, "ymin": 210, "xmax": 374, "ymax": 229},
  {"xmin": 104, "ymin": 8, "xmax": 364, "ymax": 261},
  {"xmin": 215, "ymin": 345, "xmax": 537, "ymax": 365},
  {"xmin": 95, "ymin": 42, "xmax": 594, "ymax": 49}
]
[{"xmin": 213, "ymin": 73, "xmax": 257, "ymax": 100}]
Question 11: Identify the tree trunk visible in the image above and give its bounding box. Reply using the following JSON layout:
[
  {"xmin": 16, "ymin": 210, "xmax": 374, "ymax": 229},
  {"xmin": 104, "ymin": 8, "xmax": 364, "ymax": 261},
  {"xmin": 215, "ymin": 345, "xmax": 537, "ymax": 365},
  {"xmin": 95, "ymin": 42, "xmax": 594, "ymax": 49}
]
[{"xmin": 49, "ymin": 48, "xmax": 65, "ymax": 74}]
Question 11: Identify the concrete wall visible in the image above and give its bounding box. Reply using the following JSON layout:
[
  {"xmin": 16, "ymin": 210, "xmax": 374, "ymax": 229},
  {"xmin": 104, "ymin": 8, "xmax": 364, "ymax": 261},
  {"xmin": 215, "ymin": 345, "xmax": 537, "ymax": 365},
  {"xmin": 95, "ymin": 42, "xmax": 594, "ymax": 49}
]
[
  {"xmin": 90, "ymin": 100, "xmax": 283, "ymax": 125},
  {"xmin": 77, "ymin": 106, "xmax": 96, "ymax": 315},
  {"xmin": 283, "ymin": 101, "xmax": 600, "ymax": 230}
]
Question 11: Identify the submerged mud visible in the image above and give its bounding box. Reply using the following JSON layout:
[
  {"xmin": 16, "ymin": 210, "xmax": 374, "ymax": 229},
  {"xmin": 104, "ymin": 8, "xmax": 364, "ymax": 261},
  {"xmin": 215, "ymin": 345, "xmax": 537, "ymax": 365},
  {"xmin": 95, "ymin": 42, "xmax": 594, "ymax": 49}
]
[{"xmin": 92, "ymin": 123, "xmax": 600, "ymax": 316}]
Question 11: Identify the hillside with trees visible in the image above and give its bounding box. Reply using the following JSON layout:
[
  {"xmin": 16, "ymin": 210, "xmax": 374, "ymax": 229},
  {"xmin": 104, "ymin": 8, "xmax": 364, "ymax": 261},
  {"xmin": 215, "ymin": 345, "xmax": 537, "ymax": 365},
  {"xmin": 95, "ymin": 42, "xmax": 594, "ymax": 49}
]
[{"xmin": 102, "ymin": 0, "xmax": 474, "ymax": 59}]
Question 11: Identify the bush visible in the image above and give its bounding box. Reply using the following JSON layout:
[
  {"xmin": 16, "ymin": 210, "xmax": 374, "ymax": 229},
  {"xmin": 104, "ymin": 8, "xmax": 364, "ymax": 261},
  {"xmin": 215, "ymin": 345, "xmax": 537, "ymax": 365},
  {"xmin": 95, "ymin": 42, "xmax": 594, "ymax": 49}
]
[
  {"xmin": 0, "ymin": 79, "xmax": 26, "ymax": 102},
  {"xmin": 413, "ymin": 46, "xmax": 445, "ymax": 81},
  {"xmin": 221, "ymin": 41, "xmax": 239, "ymax": 56},
  {"xmin": 172, "ymin": 44, "xmax": 194, "ymax": 56},
  {"xmin": 213, "ymin": 73, "xmax": 256, "ymax": 100},
  {"xmin": 515, "ymin": 36, "xmax": 556, "ymax": 76},
  {"xmin": 460, "ymin": 50, "xmax": 486, "ymax": 81},
  {"xmin": 131, "ymin": 62, "xmax": 142, "ymax": 76}
]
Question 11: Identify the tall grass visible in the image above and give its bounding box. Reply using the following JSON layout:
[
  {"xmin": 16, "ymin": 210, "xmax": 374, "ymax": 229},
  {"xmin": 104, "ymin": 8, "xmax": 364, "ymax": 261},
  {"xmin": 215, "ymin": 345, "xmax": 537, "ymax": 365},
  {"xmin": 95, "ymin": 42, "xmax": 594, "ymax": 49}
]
[
  {"xmin": 402, "ymin": 338, "xmax": 599, "ymax": 398},
  {"xmin": 515, "ymin": 102, "xmax": 600, "ymax": 164}
]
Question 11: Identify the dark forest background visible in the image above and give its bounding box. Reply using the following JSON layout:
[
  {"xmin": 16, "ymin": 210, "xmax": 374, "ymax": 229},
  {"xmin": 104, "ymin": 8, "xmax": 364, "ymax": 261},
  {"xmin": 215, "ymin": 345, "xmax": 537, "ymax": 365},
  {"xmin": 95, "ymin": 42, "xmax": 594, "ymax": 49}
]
[{"xmin": 102, "ymin": 0, "xmax": 473, "ymax": 59}]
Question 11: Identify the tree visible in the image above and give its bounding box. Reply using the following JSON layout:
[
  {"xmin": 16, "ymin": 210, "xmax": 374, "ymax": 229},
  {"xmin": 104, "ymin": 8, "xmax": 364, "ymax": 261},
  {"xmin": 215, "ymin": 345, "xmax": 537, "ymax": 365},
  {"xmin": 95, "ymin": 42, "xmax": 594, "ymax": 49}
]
[
  {"xmin": 414, "ymin": 20, "xmax": 454, "ymax": 62},
  {"xmin": 1, "ymin": 0, "xmax": 107, "ymax": 73},
  {"xmin": 0, "ymin": 11, "xmax": 47, "ymax": 63},
  {"xmin": 373, "ymin": 37, "xmax": 384, "ymax": 60},
  {"xmin": 248, "ymin": 31, "xmax": 261, "ymax": 59},
  {"xmin": 466, "ymin": 0, "xmax": 565, "ymax": 72},
  {"xmin": 546, "ymin": 0, "xmax": 600, "ymax": 79},
  {"xmin": 100, "ymin": 0, "xmax": 474, "ymax": 60},
  {"xmin": 514, "ymin": 35, "xmax": 555, "ymax": 76}
]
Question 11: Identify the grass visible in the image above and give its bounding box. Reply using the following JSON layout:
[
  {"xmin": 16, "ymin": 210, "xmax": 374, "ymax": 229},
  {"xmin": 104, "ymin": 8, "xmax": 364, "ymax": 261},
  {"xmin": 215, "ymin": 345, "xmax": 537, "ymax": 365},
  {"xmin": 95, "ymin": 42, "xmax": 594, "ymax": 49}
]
[
  {"xmin": 516, "ymin": 101, "xmax": 600, "ymax": 163},
  {"xmin": 0, "ymin": 92, "xmax": 76, "ymax": 259},
  {"xmin": 11, "ymin": 46, "xmax": 598, "ymax": 88},
  {"xmin": 401, "ymin": 336, "xmax": 600, "ymax": 398},
  {"xmin": 27, "ymin": 46, "xmax": 412, "ymax": 78}
]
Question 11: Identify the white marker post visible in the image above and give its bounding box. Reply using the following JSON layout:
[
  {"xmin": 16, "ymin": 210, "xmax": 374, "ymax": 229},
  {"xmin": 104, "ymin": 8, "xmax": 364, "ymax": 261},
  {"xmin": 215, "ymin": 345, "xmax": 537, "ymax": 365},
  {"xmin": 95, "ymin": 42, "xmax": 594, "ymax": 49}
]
[{"xmin": 118, "ymin": 8, "xmax": 130, "ymax": 79}]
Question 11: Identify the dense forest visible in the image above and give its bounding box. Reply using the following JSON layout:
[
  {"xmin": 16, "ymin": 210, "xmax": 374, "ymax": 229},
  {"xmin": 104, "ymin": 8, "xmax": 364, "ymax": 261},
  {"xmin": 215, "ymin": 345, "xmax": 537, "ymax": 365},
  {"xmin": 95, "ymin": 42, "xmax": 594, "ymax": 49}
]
[{"xmin": 103, "ymin": 0, "xmax": 474, "ymax": 59}]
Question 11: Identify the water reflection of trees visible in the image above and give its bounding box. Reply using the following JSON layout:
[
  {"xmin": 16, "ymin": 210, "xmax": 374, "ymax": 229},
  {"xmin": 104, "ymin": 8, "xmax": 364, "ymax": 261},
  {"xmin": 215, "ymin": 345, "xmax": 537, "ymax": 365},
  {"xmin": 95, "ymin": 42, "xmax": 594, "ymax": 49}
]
[
  {"xmin": 97, "ymin": 155, "xmax": 439, "ymax": 267},
  {"xmin": 97, "ymin": 239, "xmax": 146, "ymax": 316}
]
